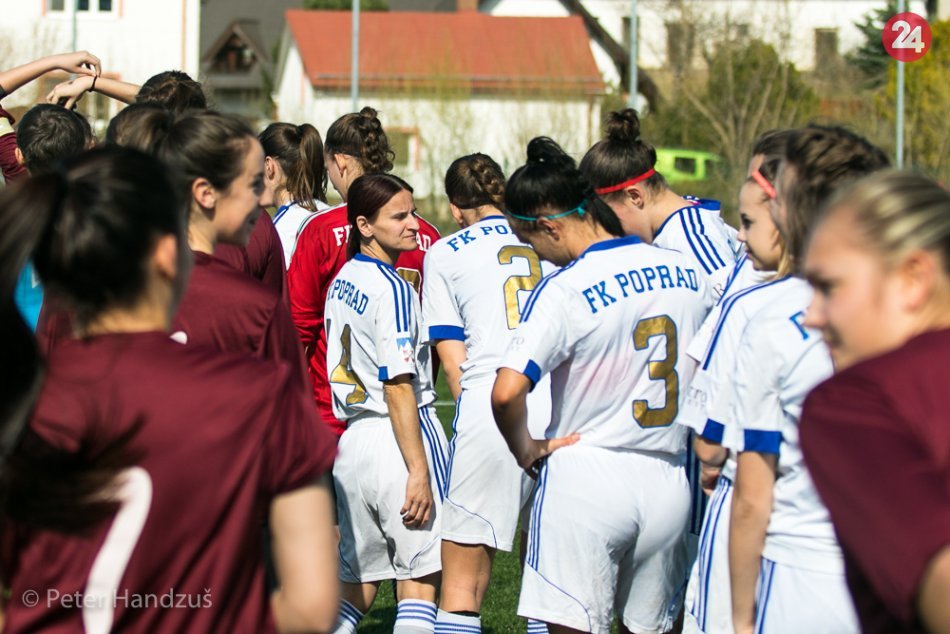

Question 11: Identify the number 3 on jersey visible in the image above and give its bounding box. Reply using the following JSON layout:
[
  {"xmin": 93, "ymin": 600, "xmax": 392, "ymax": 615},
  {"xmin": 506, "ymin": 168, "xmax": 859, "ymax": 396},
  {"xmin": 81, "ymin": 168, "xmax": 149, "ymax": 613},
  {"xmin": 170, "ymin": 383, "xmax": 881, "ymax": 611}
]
[
  {"xmin": 498, "ymin": 245, "xmax": 543, "ymax": 329},
  {"xmin": 329, "ymin": 322, "xmax": 368, "ymax": 405},
  {"xmin": 632, "ymin": 316, "xmax": 679, "ymax": 428}
]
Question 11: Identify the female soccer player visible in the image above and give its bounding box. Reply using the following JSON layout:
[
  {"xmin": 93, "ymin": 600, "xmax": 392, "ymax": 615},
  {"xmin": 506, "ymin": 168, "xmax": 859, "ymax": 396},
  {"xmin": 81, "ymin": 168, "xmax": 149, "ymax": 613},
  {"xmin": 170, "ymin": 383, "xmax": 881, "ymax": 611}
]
[
  {"xmin": 324, "ymin": 173, "xmax": 447, "ymax": 633},
  {"xmin": 726, "ymin": 125, "xmax": 888, "ymax": 634},
  {"xmin": 678, "ymin": 147, "xmax": 787, "ymax": 634},
  {"xmin": 800, "ymin": 173, "xmax": 950, "ymax": 633},
  {"xmin": 289, "ymin": 107, "xmax": 440, "ymax": 438},
  {"xmin": 492, "ymin": 137, "xmax": 714, "ymax": 634},
  {"xmin": 259, "ymin": 122, "xmax": 332, "ymax": 267},
  {"xmin": 421, "ymin": 154, "xmax": 552, "ymax": 632},
  {"xmin": 0, "ymin": 147, "xmax": 338, "ymax": 632}
]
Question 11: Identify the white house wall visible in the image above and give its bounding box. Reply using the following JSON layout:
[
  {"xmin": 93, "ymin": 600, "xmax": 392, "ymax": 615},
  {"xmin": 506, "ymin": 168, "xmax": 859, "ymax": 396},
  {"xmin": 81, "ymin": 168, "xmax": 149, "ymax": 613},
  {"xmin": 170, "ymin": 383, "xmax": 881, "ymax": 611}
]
[{"xmin": 0, "ymin": 0, "xmax": 200, "ymax": 107}]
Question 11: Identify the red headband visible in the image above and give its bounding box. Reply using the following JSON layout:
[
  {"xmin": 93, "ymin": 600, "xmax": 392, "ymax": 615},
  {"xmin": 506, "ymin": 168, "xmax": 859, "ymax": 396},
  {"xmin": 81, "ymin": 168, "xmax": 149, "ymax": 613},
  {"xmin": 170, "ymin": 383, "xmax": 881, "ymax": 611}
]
[
  {"xmin": 752, "ymin": 169, "xmax": 777, "ymax": 199},
  {"xmin": 594, "ymin": 168, "xmax": 657, "ymax": 195}
]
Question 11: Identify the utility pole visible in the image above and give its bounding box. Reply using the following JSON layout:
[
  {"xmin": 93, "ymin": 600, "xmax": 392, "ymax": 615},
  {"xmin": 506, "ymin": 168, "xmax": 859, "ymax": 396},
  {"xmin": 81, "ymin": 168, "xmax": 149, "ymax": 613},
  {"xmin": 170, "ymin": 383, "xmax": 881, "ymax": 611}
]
[
  {"xmin": 351, "ymin": 0, "xmax": 360, "ymax": 112},
  {"xmin": 627, "ymin": 0, "xmax": 638, "ymax": 108}
]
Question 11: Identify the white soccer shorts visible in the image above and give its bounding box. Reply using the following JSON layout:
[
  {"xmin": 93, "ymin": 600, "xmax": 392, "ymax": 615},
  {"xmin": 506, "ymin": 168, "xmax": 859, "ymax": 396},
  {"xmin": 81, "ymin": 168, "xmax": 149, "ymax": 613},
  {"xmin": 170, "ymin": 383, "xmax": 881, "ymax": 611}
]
[
  {"xmin": 684, "ymin": 475, "xmax": 734, "ymax": 634},
  {"xmin": 752, "ymin": 557, "xmax": 859, "ymax": 634},
  {"xmin": 519, "ymin": 445, "xmax": 691, "ymax": 634},
  {"xmin": 334, "ymin": 406, "xmax": 448, "ymax": 583}
]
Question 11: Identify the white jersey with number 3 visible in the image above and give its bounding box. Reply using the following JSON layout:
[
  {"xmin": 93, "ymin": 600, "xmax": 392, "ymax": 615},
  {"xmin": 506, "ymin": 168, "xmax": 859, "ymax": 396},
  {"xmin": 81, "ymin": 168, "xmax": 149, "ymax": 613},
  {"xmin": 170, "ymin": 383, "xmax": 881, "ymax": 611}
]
[
  {"xmin": 325, "ymin": 253, "xmax": 435, "ymax": 422},
  {"xmin": 501, "ymin": 235, "xmax": 715, "ymax": 453},
  {"xmin": 421, "ymin": 215, "xmax": 554, "ymax": 389}
]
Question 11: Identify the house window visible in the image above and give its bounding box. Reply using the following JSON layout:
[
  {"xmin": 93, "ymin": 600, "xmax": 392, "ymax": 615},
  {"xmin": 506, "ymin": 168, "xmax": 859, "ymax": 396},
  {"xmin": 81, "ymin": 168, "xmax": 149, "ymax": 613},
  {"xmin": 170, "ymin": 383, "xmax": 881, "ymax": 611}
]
[
  {"xmin": 388, "ymin": 130, "xmax": 412, "ymax": 168},
  {"xmin": 211, "ymin": 35, "xmax": 257, "ymax": 74},
  {"xmin": 78, "ymin": 0, "xmax": 89, "ymax": 10},
  {"xmin": 48, "ymin": 0, "xmax": 65, "ymax": 10},
  {"xmin": 99, "ymin": 0, "xmax": 112, "ymax": 10},
  {"xmin": 815, "ymin": 28, "xmax": 839, "ymax": 66},
  {"xmin": 666, "ymin": 21, "xmax": 695, "ymax": 69},
  {"xmin": 52, "ymin": 0, "xmax": 115, "ymax": 13}
]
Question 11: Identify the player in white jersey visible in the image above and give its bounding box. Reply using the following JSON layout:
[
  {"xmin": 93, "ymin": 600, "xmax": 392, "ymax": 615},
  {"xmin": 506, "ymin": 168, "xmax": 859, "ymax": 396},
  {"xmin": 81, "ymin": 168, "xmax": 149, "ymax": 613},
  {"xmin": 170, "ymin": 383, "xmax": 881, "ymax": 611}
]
[
  {"xmin": 324, "ymin": 173, "xmax": 448, "ymax": 634},
  {"xmin": 679, "ymin": 149, "xmax": 788, "ymax": 634},
  {"xmin": 726, "ymin": 125, "xmax": 888, "ymax": 634},
  {"xmin": 580, "ymin": 109, "xmax": 738, "ymax": 546},
  {"xmin": 259, "ymin": 122, "xmax": 333, "ymax": 266},
  {"xmin": 492, "ymin": 138, "xmax": 714, "ymax": 634},
  {"xmin": 421, "ymin": 154, "xmax": 554, "ymax": 633}
]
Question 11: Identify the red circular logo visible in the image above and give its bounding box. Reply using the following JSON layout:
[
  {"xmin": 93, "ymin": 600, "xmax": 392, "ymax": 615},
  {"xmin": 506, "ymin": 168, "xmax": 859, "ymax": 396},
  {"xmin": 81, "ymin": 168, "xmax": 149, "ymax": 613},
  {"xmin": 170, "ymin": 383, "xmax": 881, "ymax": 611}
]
[{"xmin": 882, "ymin": 12, "xmax": 933, "ymax": 62}]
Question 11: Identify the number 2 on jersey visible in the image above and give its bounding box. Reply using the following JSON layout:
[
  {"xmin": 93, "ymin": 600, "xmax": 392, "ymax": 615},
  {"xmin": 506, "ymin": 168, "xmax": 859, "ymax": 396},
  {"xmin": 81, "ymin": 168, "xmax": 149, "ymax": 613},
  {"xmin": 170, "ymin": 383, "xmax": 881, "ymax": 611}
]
[
  {"xmin": 330, "ymin": 323, "xmax": 368, "ymax": 405},
  {"xmin": 632, "ymin": 316, "xmax": 679, "ymax": 428},
  {"xmin": 498, "ymin": 245, "xmax": 543, "ymax": 329}
]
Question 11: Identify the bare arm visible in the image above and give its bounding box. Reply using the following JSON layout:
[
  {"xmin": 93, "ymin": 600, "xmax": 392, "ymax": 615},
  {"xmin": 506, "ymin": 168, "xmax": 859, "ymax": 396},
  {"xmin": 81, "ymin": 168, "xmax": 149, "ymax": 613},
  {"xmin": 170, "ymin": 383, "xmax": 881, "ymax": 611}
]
[
  {"xmin": 729, "ymin": 450, "xmax": 777, "ymax": 634},
  {"xmin": 383, "ymin": 375, "xmax": 433, "ymax": 528},
  {"xmin": 434, "ymin": 339, "xmax": 466, "ymax": 402},
  {"xmin": 0, "ymin": 51, "xmax": 99, "ymax": 96},
  {"xmin": 491, "ymin": 368, "xmax": 578, "ymax": 474},
  {"xmin": 694, "ymin": 434, "xmax": 727, "ymax": 495},
  {"xmin": 46, "ymin": 74, "xmax": 139, "ymax": 108},
  {"xmin": 270, "ymin": 476, "xmax": 339, "ymax": 634},
  {"xmin": 919, "ymin": 545, "xmax": 950, "ymax": 633}
]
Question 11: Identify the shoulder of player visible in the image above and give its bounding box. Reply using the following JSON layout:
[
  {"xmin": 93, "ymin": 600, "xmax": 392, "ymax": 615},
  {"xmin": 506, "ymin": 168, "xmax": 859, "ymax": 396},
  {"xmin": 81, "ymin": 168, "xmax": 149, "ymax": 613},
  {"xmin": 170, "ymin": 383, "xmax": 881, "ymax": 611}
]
[
  {"xmin": 296, "ymin": 203, "xmax": 348, "ymax": 238},
  {"xmin": 194, "ymin": 255, "xmax": 283, "ymax": 313}
]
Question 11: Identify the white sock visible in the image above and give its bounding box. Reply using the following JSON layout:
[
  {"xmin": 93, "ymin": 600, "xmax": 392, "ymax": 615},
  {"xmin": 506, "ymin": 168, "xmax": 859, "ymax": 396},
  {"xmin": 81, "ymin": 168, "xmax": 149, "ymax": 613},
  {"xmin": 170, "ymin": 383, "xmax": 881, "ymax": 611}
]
[
  {"xmin": 526, "ymin": 619, "xmax": 549, "ymax": 633},
  {"xmin": 332, "ymin": 599, "xmax": 363, "ymax": 634},
  {"xmin": 434, "ymin": 608, "xmax": 481, "ymax": 633},
  {"xmin": 394, "ymin": 599, "xmax": 438, "ymax": 633}
]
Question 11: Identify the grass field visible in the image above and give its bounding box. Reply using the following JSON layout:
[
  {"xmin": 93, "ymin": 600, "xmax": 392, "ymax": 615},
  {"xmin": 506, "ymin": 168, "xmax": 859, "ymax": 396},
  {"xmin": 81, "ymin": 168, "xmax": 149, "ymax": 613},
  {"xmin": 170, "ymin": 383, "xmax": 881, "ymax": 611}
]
[{"xmin": 357, "ymin": 373, "xmax": 527, "ymax": 632}]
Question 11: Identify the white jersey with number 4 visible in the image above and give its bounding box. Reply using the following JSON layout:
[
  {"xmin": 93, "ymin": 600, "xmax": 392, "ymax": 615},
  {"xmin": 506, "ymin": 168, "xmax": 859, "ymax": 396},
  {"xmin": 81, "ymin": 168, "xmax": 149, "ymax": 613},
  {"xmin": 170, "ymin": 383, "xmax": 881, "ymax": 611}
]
[
  {"xmin": 501, "ymin": 235, "xmax": 715, "ymax": 453},
  {"xmin": 421, "ymin": 215, "xmax": 555, "ymax": 389},
  {"xmin": 325, "ymin": 253, "xmax": 435, "ymax": 422}
]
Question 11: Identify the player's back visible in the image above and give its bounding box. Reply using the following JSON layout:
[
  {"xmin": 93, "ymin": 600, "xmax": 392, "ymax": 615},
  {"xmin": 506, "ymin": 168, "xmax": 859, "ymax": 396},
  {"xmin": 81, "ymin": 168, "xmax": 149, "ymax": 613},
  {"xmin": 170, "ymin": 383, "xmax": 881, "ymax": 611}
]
[
  {"xmin": 653, "ymin": 198, "xmax": 738, "ymax": 297},
  {"xmin": 325, "ymin": 254, "xmax": 435, "ymax": 423},
  {"xmin": 422, "ymin": 215, "xmax": 553, "ymax": 389},
  {"xmin": 5, "ymin": 332, "xmax": 334, "ymax": 633},
  {"xmin": 508, "ymin": 235, "xmax": 714, "ymax": 452}
]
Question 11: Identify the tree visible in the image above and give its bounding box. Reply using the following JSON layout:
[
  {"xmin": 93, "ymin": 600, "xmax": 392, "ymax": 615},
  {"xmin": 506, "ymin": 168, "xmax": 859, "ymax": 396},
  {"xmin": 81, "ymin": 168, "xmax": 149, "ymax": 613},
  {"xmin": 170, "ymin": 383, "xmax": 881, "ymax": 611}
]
[
  {"xmin": 304, "ymin": 0, "xmax": 388, "ymax": 9},
  {"xmin": 847, "ymin": 1, "xmax": 899, "ymax": 86}
]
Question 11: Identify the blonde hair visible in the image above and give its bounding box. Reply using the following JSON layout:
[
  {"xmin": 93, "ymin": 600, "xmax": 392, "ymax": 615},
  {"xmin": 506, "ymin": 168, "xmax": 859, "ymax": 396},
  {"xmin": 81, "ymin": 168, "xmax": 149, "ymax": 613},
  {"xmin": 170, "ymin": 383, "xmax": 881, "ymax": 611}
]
[{"xmin": 818, "ymin": 170, "xmax": 950, "ymax": 272}]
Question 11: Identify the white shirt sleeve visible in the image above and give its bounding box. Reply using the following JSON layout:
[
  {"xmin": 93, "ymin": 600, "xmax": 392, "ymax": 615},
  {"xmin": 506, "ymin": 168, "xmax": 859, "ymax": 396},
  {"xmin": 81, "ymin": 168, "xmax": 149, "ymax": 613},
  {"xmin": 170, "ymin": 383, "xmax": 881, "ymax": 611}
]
[
  {"xmin": 723, "ymin": 320, "xmax": 784, "ymax": 455},
  {"xmin": 375, "ymin": 277, "xmax": 418, "ymax": 381},
  {"xmin": 420, "ymin": 248, "xmax": 464, "ymax": 344},
  {"xmin": 499, "ymin": 279, "xmax": 572, "ymax": 389}
]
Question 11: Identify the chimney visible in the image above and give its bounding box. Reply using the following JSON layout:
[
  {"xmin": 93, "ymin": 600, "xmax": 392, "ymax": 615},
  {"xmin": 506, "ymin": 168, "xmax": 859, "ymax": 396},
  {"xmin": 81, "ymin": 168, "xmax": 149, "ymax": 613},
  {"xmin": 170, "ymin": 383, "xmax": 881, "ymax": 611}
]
[{"xmin": 457, "ymin": 0, "xmax": 477, "ymax": 12}]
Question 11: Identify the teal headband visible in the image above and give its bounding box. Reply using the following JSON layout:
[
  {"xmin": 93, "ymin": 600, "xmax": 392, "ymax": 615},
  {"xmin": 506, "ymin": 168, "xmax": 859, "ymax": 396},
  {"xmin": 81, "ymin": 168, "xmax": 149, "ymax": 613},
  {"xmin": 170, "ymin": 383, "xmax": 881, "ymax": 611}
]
[{"xmin": 504, "ymin": 200, "xmax": 588, "ymax": 222}]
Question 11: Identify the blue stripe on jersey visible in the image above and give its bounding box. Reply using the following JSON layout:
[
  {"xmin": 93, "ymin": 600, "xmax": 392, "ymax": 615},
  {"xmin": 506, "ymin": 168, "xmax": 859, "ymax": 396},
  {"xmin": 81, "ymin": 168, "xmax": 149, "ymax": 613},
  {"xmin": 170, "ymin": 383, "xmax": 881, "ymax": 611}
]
[
  {"xmin": 274, "ymin": 201, "xmax": 294, "ymax": 224},
  {"xmin": 521, "ymin": 260, "xmax": 579, "ymax": 323},
  {"xmin": 754, "ymin": 559, "xmax": 776, "ymax": 634},
  {"xmin": 702, "ymin": 277, "xmax": 791, "ymax": 370},
  {"xmin": 375, "ymin": 263, "xmax": 406, "ymax": 332},
  {"xmin": 429, "ymin": 325, "xmax": 465, "ymax": 341},
  {"xmin": 700, "ymin": 419, "xmax": 725, "ymax": 443},
  {"xmin": 528, "ymin": 462, "xmax": 549, "ymax": 568},
  {"xmin": 420, "ymin": 408, "xmax": 447, "ymax": 500},
  {"xmin": 743, "ymin": 430, "xmax": 782, "ymax": 454},
  {"xmin": 379, "ymin": 264, "xmax": 412, "ymax": 332},
  {"xmin": 694, "ymin": 208, "xmax": 728, "ymax": 268},
  {"xmin": 678, "ymin": 210, "xmax": 714, "ymax": 275},
  {"xmin": 523, "ymin": 360, "xmax": 541, "ymax": 388},
  {"xmin": 718, "ymin": 254, "xmax": 748, "ymax": 303},
  {"xmin": 687, "ymin": 208, "xmax": 720, "ymax": 273},
  {"xmin": 379, "ymin": 366, "xmax": 389, "ymax": 380}
]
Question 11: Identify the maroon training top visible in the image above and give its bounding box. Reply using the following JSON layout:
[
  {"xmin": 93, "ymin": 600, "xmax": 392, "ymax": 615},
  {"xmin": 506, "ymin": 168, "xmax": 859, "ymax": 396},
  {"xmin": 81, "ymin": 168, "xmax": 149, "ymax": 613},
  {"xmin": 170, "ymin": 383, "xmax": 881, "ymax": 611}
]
[
  {"xmin": 801, "ymin": 328, "xmax": 950, "ymax": 634},
  {"xmin": 3, "ymin": 331, "xmax": 336, "ymax": 633},
  {"xmin": 173, "ymin": 251, "xmax": 307, "ymax": 386},
  {"xmin": 216, "ymin": 212, "xmax": 288, "ymax": 305}
]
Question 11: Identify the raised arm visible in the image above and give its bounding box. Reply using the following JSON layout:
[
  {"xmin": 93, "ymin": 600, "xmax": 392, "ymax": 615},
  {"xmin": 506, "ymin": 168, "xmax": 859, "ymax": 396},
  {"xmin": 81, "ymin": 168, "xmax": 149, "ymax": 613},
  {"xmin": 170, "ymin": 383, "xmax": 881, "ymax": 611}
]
[
  {"xmin": 46, "ymin": 74, "xmax": 139, "ymax": 109},
  {"xmin": 0, "ymin": 51, "xmax": 99, "ymax": 96}
]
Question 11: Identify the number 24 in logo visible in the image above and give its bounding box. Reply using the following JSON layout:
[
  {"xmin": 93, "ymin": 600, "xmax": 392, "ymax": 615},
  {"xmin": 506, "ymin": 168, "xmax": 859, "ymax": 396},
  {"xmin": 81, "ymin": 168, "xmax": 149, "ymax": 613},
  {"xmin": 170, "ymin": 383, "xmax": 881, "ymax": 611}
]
[{"xmin": 883, "ymin": 12, "xmax": 932, "ymax": 63}]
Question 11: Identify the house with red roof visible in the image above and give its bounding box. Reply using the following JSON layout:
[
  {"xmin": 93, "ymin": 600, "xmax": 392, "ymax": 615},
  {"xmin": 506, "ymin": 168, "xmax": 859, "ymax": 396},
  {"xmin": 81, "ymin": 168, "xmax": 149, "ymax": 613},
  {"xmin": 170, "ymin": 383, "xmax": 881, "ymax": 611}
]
[{"xmin": 273, "ymin": 7, "xmax": 604, "ymax": 198}]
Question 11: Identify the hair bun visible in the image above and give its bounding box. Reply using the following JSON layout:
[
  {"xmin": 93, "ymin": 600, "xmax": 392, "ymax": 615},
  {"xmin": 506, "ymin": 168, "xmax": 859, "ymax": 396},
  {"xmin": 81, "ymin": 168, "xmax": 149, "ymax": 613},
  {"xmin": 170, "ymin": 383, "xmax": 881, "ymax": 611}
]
[
  {"xmin": 605, "ymin": 108, "xmax": 642, "ymax": 144},
  {"xmin": 526, "ymin": 137, "xmax": 576, "ymax": 170}
]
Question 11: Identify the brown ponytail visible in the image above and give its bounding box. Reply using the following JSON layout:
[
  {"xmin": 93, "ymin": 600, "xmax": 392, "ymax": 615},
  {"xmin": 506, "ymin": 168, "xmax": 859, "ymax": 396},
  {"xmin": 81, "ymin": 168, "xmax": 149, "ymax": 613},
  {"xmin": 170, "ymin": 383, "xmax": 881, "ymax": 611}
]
[
  {"xmin": 260, "ymin": 122, "xmax": 328, "ymax": 210},
  {"xmin": 445, "ymin": 153, "xmax": 506, "ymax": 210},
  {"xmin": 325, "ymin": 106, "xmax": 395, "ymax": 175}
]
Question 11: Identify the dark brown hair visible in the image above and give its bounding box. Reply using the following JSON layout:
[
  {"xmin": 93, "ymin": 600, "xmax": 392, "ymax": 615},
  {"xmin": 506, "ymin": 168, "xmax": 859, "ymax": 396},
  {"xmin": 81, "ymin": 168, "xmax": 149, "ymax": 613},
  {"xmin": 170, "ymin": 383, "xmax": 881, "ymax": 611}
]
[
  {"xmin": 444, "ymin": 153, "xmax": 506, "ymax": 210},
  {"xmin": 346, "ymin": 173, "xmax": 413, "ymax": 258},
  {"xmin": 325, "ymin": 106, "xmax": 394, "ymax": 175},
  {"xmin": 260, "ymin": 122, "xmax": 328, "ymax": 210},
  {"xmin": 16, "ymin": 105, "xmax": 86, "ymax": 175},
  {"xmin": 781, "ymin": 125, "xmax": 890, "ymax": 266},
  {"xmin": 135, "ymin": 70, "xmax": 207, "ymax": 115},
  {"xmin": 580, "ymin": 108, "xmax": 667, "ymax": 197},
  {"xmin": 0, "ymin": 147, "xmax": 184, "ymax": 533},
  {"xmin": 105, "ymin": 102, "xmax": 172, "ymax": 153}
]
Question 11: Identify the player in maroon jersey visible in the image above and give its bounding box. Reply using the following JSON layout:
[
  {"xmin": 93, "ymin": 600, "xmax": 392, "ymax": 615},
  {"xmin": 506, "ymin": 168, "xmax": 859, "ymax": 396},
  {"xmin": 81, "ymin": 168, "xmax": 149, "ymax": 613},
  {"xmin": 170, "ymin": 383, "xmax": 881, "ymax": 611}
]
[
  {"xmin": 801, "ymin": 172, "xmax": 950, "ymax": 633},
  {"xmin": 288, "ymin": 107, "xmax": 440, "ymax": 437},
  {"xmin": 0, "ymin": 147, "xmax": 338, "ymax": 632}
]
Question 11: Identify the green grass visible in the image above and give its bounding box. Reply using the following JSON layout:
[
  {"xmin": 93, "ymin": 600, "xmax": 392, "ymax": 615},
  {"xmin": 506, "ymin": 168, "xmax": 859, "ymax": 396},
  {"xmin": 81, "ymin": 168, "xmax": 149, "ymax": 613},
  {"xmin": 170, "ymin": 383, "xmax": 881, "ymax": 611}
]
[{"xmin": 358, "ymin": 373, "xmax": 527, "ymax": 632}]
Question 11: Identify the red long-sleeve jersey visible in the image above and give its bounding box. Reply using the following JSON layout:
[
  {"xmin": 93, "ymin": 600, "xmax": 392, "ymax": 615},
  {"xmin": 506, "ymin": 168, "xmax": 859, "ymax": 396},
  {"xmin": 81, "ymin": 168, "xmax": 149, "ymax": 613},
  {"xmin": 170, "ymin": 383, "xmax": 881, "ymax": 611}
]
[{"xmin": 287, "ymin": 203, "xmax": 440, "ymax": 437}]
